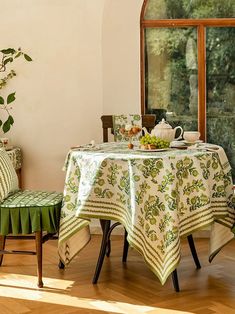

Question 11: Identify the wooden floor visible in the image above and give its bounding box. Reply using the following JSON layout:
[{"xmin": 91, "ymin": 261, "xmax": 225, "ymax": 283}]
[{"xmin": 0, "ymin": 235, "xmax": 235, "ymax": 314}]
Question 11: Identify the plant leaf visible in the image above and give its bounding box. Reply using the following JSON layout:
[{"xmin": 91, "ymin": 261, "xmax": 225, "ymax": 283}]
[
  {"xmin": 3, "ymin": 57, "xmax": 13, "ymax": 66},
  {"xmin": 0, "ymin": 48, "xmax": 16, "ymax": 54},
  {"xmin": 9, "ymin": 115, "xmax": 14, "ymax": 125},
  {"xmin": 2, "ymin": 118, "xmax": 11, "ymax": 133},
  {"xmin": 24, "ymin": 54, "xmax": 32, "ymax": 61},
  {"xmin": 0, "ymin": 120, "xmax": 2, "ymax": 127},
  {"xmin": 14, "ymin": 52, "xmax": 22, "ymax": 58},
  {"xmin": 7, "ymin": 92, "xmax": 16, "ymax": 104},
  {"xmin": 0, "ymin": 96, "xmax": 4, "ymax": 105}
]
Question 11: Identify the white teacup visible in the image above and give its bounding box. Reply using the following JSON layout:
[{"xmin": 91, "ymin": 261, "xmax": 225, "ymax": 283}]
[{"xmin": 183, "ymin": 131, "xmax": 200, "ymax": 142}]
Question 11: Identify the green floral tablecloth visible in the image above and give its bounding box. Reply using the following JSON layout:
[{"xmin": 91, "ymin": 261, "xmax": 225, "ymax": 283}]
[
  {"xmin": 7, "ymin": 147, "xmax": 22, "ymax": 170},
  {"xmin": 58, "ymin": 142, "xmax": 235, "ymax": 284}
]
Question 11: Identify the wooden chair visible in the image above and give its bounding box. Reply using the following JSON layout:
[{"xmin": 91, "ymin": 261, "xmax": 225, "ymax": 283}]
[
  {"xmin": 101, "ymin": 114, "xmax": 156, "ymax": 142},
  {"xmin": 100, "ymin": 114, "xmax": 156, "ymax": 257},
  {"xmin": 93, "ymin": 114, "xmax": 201, "ymax": 291},
  {"xmin": 0, "ymin": 149, "xmax": 62, "ymax": 288}
]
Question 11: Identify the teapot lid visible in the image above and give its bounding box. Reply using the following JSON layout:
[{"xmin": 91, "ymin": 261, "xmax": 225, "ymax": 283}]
[{"xmin": 155, "ymin": 118, "xmax": 172, "ymax": 129}]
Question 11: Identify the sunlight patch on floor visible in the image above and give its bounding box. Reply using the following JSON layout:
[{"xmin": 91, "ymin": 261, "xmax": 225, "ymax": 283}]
[
  {"xmin": 0, "ymin": 273, "xmax": 193, "ymax": 314},
  {"xmin": 0, "ymin": 272, "xmax": 74, "ymax": 290}
]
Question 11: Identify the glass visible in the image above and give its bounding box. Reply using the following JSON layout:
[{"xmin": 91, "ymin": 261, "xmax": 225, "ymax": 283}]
[
  {"xmin": 206, "ymin": 27, "xmax": 235, "ymax": 180},
  {"xmin": 145, "ymin": 27, "xmax": 198, "ymax": 131},
  {"xmin": 144, "ymin": 0, "xmax": 235, "ymax": 20}
]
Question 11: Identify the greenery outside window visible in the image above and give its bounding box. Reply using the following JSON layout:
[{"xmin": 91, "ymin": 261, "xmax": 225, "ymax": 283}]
[{"xmin": 141, "ymin": 0, "xmax": 235, "ymax": 180}]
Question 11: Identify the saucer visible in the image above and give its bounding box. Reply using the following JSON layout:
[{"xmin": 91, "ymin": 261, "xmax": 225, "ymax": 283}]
[{"xmin": 182, "ymin": 140, "xmax": 203, "ymax": 145}]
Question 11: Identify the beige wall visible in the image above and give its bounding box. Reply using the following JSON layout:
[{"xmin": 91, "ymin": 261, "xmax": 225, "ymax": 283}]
[
  {"xmin": 1, "ymin": 0, "xmax": 105, "ymax": 191},
  {"xmin": 1, "ymin": 0, "xmax": 143, "ymax": 191},
  {"xmin": 102, "ymin": 0, "xmax": 143, "ymax": 114}
]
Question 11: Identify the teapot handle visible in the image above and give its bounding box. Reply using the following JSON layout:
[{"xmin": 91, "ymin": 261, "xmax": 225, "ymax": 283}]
[
  {"xmin": 174, "ymin": 126, "xmax": 183, "ymax": 140},
  {"xmin": 142, "ymin": 127, "xmax": 150, "ymax": 136}
]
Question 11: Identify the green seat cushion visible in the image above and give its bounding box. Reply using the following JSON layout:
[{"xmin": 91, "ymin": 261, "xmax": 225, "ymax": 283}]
[{"xmin": 0, "ymin": 190, "xmax": 63, "ymax": 235}]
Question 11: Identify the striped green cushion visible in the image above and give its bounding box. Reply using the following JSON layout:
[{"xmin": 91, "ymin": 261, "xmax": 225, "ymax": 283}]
[
  {"xmin": 0, "ymin": 149, "xmax": 19, "ymax": 202},
  {"xmin": 0, "ymin": 190, "xmax": 63, "ymax": 235},
  {"xmin": 0, "ymin": 190, "xmax": 63, "ymax": 208}
]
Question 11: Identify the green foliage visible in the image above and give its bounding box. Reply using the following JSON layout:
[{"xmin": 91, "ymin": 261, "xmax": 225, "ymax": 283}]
[
  {"xmin": 2, "ymin": 115, "xmax": 14, "ymax": 133},
  {"xmin": 24, "ymin": 54, "xmax": 32, "ymax": 62},
  {"xmin": 145, "ymin": 0, "xmax": 234, "ymax": 115},
  {"xmin": 0, "ymin": 47, "xmax": 32, "ymax": 133},
  {"xmin": 206, "ymin": 27, "xmax": 235, "ymax": 106},
  {"xmin": 182, "ymin": 0, "xmax": 235, "ymax": 19},
  {"xmin": 145, "ymin": 0, "xmax": 234, "ymax": 19},
  {"xmin": 7, "ymin": 92, "xmax": 16, "ymax": 104}
]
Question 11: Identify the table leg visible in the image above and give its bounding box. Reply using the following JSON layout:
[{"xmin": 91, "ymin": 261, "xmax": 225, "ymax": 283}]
[
  {"xmin": 122, "ymin": 229, "xmax": 129, "ymax": 262},
  {"xmin": 100, "ymin": 219, "xmax": 111, "ymax": 257},
  {"xmin": 187, "ymin": 234, "xmax": 201, "ymax": 269},
  {"xmin": 171, "ymin": 269, "xmax": 180, "ymax": 292},
  {"xmin": 93, "ymin": 219, "xmax": 110, "ymax": 284}
]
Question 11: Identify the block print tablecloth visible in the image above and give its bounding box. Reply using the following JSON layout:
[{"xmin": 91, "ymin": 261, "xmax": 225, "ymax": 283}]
[
  {"xmin": 7, "ymin": 147, "xmax": 22, "ymax": 170},
  {"xmin": 58, "ymin": 142, "xmax": 235, "ymax": 284}
]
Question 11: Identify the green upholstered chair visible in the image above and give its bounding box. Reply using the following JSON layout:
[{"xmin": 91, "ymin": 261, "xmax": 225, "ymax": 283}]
[{"xmin": 0, "ymin": 148, "xmax": 62, "ymax": 288}]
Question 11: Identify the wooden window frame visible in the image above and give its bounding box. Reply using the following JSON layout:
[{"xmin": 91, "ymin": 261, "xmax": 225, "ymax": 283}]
[{"xmin": 140, "ymin": 0, "xmax": 235, "ymax": 141}]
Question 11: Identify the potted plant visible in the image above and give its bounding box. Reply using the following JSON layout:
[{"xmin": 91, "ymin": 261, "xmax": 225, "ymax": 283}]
[{"xmin": 0, "ymin": 47, "xmax": 32, "ymax": 133}]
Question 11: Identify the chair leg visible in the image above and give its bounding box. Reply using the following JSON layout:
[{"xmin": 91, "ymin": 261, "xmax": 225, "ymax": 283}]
[
  {"xmin": 171, "ymin": 269, "xmax": 180, "ymax": 292},
  {"xmin": 35, "ymin": 231, "xmax": 43, "ymax": 288},
  {"xmin": 187, "ymin": 234, "xmax": 201, "ymax": 269},
  {"xmin": 106, "ymin": 239, "xmax": 111, "ymax": 257},
  {"xmin": 100, "ymin": 219, "xmax": 111, "ymax": 257},
  {"xmin": 122, "ymin": 229, "xmax": 129, "ymax": 263},
  {"xmin": 0, "ymin": 235, "xmax": 6, "ymax": 266},
  {"xmin": 58, "ymin": 259, "xmax": 65, "ymax": 269},
  {"xmin": 93, "ymin": 220, "xmax": 110, "ymax": 284}
]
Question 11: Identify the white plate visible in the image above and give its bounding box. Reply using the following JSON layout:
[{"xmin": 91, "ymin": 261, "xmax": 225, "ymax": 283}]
[
  {"xmin": 170, "ymin": 141, "xmax": 186, "ymax": 148},
  {"xmin": 135, "ymin": 148, "xmax": 170, "ymax": 152}
]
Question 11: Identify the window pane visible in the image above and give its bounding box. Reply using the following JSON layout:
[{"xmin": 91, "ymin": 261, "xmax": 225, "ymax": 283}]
[
  {"xmin": 206, "ymin": 27, "xmax": 235, "ymax": 180},
  {"xmin": 144, "ymin": 0, "xmax": 235, "ymax": 20},
  {"xmin": 145, "ymin": 27, "xmax": 198, "ymax": 131}
]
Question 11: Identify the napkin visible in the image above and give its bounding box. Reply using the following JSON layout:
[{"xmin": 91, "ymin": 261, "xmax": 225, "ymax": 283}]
[
  {"xmin": 71, "ymin": 140, "xmax": 96, "ymax": 150},
  {"xmin": 189, "ymin": 143, "xmax": 231, "ymax": 174}
]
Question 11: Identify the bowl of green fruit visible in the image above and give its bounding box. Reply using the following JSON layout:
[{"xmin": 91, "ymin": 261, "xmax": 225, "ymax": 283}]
[{"xmin": 139, "ymin": 134, "xmax": 170, "ymax": 150}]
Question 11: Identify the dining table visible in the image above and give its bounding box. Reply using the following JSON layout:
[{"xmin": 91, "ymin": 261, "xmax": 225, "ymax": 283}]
[{"xmin": 58, "ymin": 142, "xmax": 235, "ymax": 285}]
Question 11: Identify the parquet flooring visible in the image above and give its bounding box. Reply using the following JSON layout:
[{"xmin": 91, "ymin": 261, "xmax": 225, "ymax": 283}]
[{"xmin": 0, "ymin": 235, "xmax": 235, "ymax": 314}]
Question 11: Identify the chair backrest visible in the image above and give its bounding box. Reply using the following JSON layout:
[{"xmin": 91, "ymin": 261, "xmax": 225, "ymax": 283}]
[
  {"xmin": 101, "ymin": 114, "xmax": 156, "ymax": 142},
  {"xmin": 0, "ymin": 149, "xmax": 19, "ymax": 202}
]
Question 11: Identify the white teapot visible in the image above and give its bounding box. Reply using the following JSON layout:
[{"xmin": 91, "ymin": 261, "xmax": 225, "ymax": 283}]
[{"xmin": 143, "ymin": 118, "xmax": 183, "ymax": 142}]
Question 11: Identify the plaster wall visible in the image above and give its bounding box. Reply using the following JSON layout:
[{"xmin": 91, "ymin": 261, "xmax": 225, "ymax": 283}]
[
  {"xmin": 1, "ymin": 0, "xmax": 144, "ymax": 234},
  {"xmin": 1, "ymin": 0, "xmax": 105, "ymax": 191},
  {"xmin": 102, "ymin": 0, "xmax": 143, "ymax": 115}
]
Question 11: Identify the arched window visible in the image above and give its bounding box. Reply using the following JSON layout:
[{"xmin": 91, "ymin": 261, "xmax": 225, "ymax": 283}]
[{"xmin": 141, "ymin": 0, "xmax": 235, "ymax": 179}]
